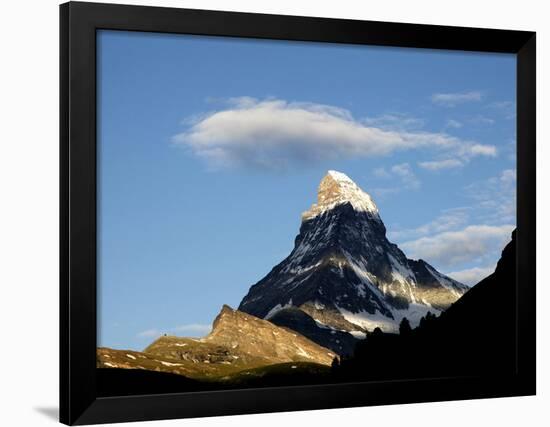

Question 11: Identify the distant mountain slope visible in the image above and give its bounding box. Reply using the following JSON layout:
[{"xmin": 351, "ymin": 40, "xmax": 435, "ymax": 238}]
[
  {"xmin": 239, "ymin": 171, "xmax": 467, "ymax": 354},
  {"xmin": 97, "ymin": 305, "xmax": 336, "ymax": 381}
]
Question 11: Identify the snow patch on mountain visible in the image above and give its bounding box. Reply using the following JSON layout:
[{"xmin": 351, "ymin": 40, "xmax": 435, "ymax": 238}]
[
  {"xmin": 388, "ymin": 253, "xmax": 415, "ymax": 284},
  {"xmin": 349, "ymin": 330, "xmax": 367, "ymax": 339},
  {"xmin": 265, "ymin": 300, "xmax": 293, "ymax": 319},
  {"xmin": 342, "ymin": 251, "xmax": 385, "ymax": 302},
  {"xmin": 337, "ymin": 303, "xmax": 441, "ymax": 333},
  {"xmin": 337, "ymin": 306, "xmax": 397, "ymax": 332}
]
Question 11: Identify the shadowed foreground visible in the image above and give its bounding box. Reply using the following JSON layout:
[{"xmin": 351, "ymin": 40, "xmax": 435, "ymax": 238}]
[{"xmin": 97, "ymin": 362, "xmax": 332, "ymax": 397}]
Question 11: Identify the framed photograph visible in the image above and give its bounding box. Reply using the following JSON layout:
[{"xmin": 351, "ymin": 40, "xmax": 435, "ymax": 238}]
[{"xmin": 60, "ymin": 1, "xmax": 536, "ymax": 425}]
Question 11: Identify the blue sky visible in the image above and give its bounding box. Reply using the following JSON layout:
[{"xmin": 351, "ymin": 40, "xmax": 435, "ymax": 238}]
[{"xmin": 97, "ymin": 30, "xmax": 516, "ymax": 351}]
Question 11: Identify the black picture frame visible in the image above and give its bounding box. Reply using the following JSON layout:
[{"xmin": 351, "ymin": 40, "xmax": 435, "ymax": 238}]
[{"xmin": 60, "ymin": 1, "xmax": 536, "ymax": 425}]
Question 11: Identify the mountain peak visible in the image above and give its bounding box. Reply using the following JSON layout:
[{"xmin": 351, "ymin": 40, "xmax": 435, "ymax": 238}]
[
  {"xmin": 302, "ymin": 170, "xmax": 379, "ymax": 221},
  {"xmin": 326, "ymin": 169, "xmax": 354, "ymax": 183},
  {"xmin": 240, "ymin": 170, "xmax": 468, "ymax": 354}
]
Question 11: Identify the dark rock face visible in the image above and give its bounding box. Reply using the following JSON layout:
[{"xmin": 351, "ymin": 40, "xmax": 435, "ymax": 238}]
[
  {"xmin": 239, "ymin": 171, "xmax": 468, "ymax": 354},
  {"xmin": 269, "ymin": 307, "xmax": 358, "ymax": 356}
]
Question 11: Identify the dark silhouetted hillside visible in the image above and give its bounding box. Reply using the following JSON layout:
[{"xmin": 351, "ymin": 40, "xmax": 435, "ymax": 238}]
[{"xmin": 335, "ymin": 230, "xmax": 517, "ymax": 380}]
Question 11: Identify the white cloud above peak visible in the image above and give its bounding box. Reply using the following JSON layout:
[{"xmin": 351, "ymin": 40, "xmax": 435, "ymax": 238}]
[{"xmin": 174, "ymin": 97, "xmax": 496, "ymax": 171}]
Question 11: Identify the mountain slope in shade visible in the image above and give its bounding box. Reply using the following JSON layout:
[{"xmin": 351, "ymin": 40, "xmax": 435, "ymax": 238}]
[
  {"xmin": 337, "ymin": 230, "xmax": 517, "ymax": 380},
  {"xmin": 268, "ymin": 306, "xmax": 359, "ymax": 356},
  {"xmin": 97, "ymin": 305, "xmax": 336, "ymax": 380},
  {"xmin": 239, "ymin": 171, "xmax": 468, "ymax": 354}
]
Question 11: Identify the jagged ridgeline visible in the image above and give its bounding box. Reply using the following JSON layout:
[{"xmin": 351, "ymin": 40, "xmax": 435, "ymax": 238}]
[
  {"xmin": 97, "ymin": 305, "xmax": 336, "ymax": 381},
  {"xmin": 239, "ymin": 171, "xmax": 468, "ymax": 354}
]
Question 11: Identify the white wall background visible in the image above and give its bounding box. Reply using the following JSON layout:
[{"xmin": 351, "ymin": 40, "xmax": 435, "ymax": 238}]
[{"xmin": 0, "ymin": 0, "xmax": 547, "ymax": 425}]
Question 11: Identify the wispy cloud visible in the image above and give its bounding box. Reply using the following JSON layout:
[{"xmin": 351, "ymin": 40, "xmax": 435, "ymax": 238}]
[
  {"xmin": 466, "ymin": 144, "xmax": 497, "ymax": 157},
  {"xmin": 363, "ymin": 113, "xmax": 425, "ymax": 131},
  {"xmin": 137, "ymin": 329, "xmax": 162, "ymax": 339},
  {"xmin": 389, "ymin": 167, "xmax": 516, "ymax": 270},
  {"xmin": 388, "ymin": 208, "xmax": 469, "ymax": 241},
  {"xmin": 445, "ymin": 119, "xmax": 463, "ymax": 129},
  {"xmin": 173, "ymin": 323, "xmax": 212, "ymax": 336},
  {"xmin": 391, "ymin": 163, "xmax": 420, "ymax": 189},
  {"xmin": 431, "ymin": 91, "xmax": 483, "ymax": 107},
  {"xmin": 469, "ymin": 115, "xmax": 495, "ymax": 125},
  {"xmin": 447, "ymin": 265, "xmax": 496, "ymax": 286},
  {"xmin": 372, "ymin": 163, "xmax": 420, "ymax": 198},
  {"xmin": 486, "ymin": 100, "xmax": 515, "ymax": 120},
  {"xmin": 137, "ymin": 323, "xmax": 212, "ymax": 340},
  {"xmin": 418, "ymin": 159, "xmax": 464, "ymax": 170},
  {"xmin": 489, "ymin": 101, "xmax": 514, "ymax": 110},
  {"xmin": 174, "ymin": 97, "xmax": 496, "ymax": 171},
  {"xmin": 400, "ymin": 224, "xmax": 514, "ymax": 268},
  {"xmin": 418, "ymin": 143, "xmax": 497, "ymax": 171},
  {"xmin": 465, "ymin": 169, "xmax": 516, "ymax": 224},
  {"xmin": 372, "ymin": 167, "xmax": 391, "ymax": 179}
]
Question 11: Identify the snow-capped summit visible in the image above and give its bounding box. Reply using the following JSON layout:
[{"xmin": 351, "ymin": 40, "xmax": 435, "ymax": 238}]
[
  {"xmin": 239, "ymin": 171, "xmax": 468, "ymax": 355},
  {"xmin": 302, "ymin": 170, "xmax": 379, "ymax": 221}
]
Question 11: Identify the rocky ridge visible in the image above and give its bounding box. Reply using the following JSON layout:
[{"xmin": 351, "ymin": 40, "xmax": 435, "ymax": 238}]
[{"xmin": 97, "ymin": 305, "xmax": 336, "ymax": 380}]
